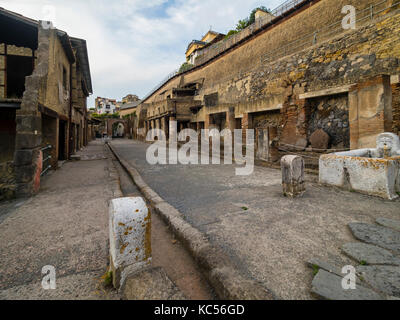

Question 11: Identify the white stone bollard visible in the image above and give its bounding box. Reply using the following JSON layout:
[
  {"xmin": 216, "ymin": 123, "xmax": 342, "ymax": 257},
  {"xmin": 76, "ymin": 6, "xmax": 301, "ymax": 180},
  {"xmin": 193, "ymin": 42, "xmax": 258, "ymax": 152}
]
[
  {"xmin": 109, "ymin": 197, "xmax": 151, "ymax": 289},
  {"xmin": 281, "ymin": 155, "xmax": 306, "ymax": 198}
]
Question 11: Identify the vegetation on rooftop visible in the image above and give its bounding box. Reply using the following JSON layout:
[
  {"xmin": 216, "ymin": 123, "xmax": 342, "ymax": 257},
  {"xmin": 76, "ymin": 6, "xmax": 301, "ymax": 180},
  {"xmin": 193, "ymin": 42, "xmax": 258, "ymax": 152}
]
[
  {"xmin": 226, "ymin": 6, "xmax": 271, "ymax": 39},
  {"xmin": 179, "ymin": 62, "xmax": 194, "ymax": 73}
]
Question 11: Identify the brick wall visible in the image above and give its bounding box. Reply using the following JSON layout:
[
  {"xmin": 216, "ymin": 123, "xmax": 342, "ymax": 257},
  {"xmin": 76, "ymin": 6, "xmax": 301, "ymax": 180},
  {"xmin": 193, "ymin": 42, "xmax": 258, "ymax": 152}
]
[
  {"xmin": 140, "ymin": 0, "xmax": 400, "ymax": 150},
  {"xmin": 392, "ymin": 83, "xmax": 400, "ymax": 134}
]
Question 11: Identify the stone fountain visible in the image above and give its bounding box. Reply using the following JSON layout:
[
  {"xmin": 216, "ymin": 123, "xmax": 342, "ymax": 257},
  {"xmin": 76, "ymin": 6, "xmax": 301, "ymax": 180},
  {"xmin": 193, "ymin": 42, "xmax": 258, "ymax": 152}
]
[{"xmin": 320, "ymin": 133, "xmax": 400, "ymax": 200}]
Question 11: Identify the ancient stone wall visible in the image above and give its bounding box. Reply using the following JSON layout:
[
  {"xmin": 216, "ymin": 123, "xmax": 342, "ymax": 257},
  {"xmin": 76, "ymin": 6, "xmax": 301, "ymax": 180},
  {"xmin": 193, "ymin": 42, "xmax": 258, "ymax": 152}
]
[
  {"xmin": 307, "ymin": 94, "xmax": 350, "ymax": 148},
  {"xmin": 144, "ymin": 0, "xmax": 394, "ymax": 106},
  {"xmin": 392, "ymin": 83, "xmax": 400, "ymax": 134},
  {"xmin": 44, "ymin": 31, "xmax": 70, "ymax": 117},
  {"xmin": 140, "ymin": 0, "xmax": 400, "ymax": 154},
  {"xmin": 0, "ymin": 162, "xmax": 15, "ymax": 201}
]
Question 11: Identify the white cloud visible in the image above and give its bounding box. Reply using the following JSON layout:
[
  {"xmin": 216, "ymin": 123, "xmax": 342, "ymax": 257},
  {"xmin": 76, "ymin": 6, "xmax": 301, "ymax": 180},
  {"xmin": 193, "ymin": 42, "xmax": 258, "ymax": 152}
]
[{"xmin": 0, "ymin": 0, "xmax": 283, "ymax": 107}]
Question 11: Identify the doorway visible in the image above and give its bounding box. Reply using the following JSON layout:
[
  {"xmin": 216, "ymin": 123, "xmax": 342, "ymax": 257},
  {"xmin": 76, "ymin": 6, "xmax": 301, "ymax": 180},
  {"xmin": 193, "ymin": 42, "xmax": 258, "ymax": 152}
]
[
  {"xmin": 6, "ymin": 55, "xmax": 34, "ymax": 99},
  {"xmin": 58, "ymin": 120, "xmax": 66, "ymax": 160}
]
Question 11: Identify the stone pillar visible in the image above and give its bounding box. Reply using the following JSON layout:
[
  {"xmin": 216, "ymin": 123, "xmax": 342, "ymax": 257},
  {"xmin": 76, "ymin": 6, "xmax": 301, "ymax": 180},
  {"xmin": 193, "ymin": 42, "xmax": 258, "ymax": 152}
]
[
  {"xmin": 169, "ymin": 116, "xmax": 177, "ymax": 139},
  {"xmin": 109, "ymin": 197, "xmax": 151, "ymax": 289},
  {"xmin": 14, "ymin": 112, "xmax": 42, "ymax": 197},
  {"xmin": 144, "ymin": 121, "xmax": 149, "ymax": 139},
  {"xmin": 349, "ymin": 75, "xmax": 393, "ymax": 149},
  {"xmin": 204, "ymin": 113, "xmax": 214, "ymax": 130},
  {"xmin": 269, "ymin": 126, "xmax": 279, "ymax": 162},
  {"xmin": 13, "ymin": 25, "xmax": 51, "ymax": 198},
  {"xmin": 226, "ymin": 107, "xmax": 236, "ymax": 132},
  {"xmin": 242, "ymin": 112, "xmax": 253, "ymax": 143},
  {"xmin": 161, "ymin": 117, "xmax": 166, "ymax": 133},
  {"xmin": 281, "ymin": 155, "xmax": 305, "ymax": 198}
]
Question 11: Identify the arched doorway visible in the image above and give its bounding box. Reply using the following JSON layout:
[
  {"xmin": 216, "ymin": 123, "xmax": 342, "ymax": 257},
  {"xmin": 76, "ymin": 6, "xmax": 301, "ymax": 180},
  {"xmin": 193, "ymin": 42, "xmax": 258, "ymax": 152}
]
[{"xmin": 112, "ymin": 122, "xmax": 125, "ymax": 138}]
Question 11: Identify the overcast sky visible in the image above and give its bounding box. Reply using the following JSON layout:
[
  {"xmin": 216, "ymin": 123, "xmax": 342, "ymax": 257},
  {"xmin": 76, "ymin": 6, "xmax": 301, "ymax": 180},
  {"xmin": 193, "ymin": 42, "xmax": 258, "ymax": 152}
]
[{"xmin": 1, "ymin": 0, "xmax": 283, "ymax": 108}]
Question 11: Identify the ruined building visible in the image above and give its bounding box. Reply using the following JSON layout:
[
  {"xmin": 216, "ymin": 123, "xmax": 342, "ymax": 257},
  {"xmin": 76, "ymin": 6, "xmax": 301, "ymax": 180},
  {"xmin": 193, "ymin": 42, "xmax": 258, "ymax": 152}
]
[
  {"xmin": 0, "ymin": 8, "xmax": 93, "ymax": 200},
  {"xmin": 137, "ymin": 0, "xmax": 400, "ymax": 165}
]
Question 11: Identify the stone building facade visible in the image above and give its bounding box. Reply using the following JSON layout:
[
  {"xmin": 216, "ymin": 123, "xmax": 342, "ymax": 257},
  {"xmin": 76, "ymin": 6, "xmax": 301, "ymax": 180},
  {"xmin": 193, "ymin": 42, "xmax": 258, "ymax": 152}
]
[
  {"xmin": 138, "ymin": 0, "xmax": 400, "ymax": 164},
  {"xmin": 0, "ymin": 8, "xmax": 93, "ymax": 200}
]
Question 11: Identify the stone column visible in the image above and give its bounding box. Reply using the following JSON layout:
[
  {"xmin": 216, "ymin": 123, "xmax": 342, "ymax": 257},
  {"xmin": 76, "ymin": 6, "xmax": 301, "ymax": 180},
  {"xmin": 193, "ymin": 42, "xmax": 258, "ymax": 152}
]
[
  {"xmin": 349, "ymin": 75, "xmax": 393, "ymax": 149},
  {"xmin": 13, "ymin": 25, "xmax": 51, "ymax": 197},
  {"xmin": 269, "ymin": 126, "xmax": 279, "ymax": 162},
  {"xmin": 281, "ymin": 155, "xmax": 305, "ymax": 198},
  {"xmin": 226, "ymin": 107, "xmax": 236, "ymax": 132},
  {"xmin": 204, "ymin": 113, "xmax": 214, "ymax": 130},
  {"xmin": 242, "ymin": 112, "xmax": 253, "ymax": 144}
]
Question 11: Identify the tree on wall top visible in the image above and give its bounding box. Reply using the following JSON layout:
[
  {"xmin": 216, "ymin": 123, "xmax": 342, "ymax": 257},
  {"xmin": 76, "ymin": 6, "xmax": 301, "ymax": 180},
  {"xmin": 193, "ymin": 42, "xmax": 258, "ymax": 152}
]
[{"xmin": 226, "ymin": 6, "xmax": 271, "ymax": 37}]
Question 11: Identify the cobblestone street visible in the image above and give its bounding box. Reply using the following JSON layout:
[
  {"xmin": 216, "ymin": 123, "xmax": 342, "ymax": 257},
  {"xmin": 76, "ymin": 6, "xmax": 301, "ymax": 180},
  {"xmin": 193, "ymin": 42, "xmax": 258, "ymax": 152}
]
[{"xmin": 110, "ymin": 139, "xmax": 400, "ymax": 299}]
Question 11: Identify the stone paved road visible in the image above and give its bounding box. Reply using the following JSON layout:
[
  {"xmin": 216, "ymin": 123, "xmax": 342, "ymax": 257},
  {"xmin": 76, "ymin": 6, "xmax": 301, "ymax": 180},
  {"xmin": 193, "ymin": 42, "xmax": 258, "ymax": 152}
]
[
  {"xmin": 0, "ymin": 140, "xmax": 119, "ymax": 300},
  {"xmin": 110, "ymin": 139, "xmax": 400, "ymax": 300}
]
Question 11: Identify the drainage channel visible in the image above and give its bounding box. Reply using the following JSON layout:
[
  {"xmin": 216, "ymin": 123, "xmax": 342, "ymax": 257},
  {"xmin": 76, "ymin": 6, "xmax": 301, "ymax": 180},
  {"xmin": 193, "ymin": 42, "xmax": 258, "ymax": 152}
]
[{"xmin": 111, "ymin": 155, "xmax": 216, "ymax": 300}]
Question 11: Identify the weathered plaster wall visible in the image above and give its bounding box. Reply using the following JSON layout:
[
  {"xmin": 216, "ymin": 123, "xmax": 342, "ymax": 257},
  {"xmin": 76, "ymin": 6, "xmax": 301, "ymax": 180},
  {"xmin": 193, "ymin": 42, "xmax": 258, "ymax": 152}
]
[{"xmin": 44, "ymin": 30, "xmax": 70, "ymax": 116}]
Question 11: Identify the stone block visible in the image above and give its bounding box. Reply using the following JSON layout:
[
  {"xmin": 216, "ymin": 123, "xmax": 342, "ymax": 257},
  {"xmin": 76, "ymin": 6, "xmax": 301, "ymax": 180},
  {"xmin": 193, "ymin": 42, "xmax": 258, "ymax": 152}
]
[
  {"xmin": 15, "ymin": 133, "xmax": 42, "ymax": 150},
  {"xmin": 109, "ymin": 197, "xmax": 151, "ymax": 289},
  {"xmin": 14, "ymin": 164, "xmax": 36, "ymax": 184},
  {"xmin": 281, "ymin": 155, "xmax": 305, "ymax": 198},
  {"xmin": 342, "ymin": 243, "xmax": 400, "ymax": 266},
  {"xmin": 310, "ymin": 129, "xmax": 330, "ymax": 150},
  {"xmin": 357, "ymin": 265, "xmax": 400, "ymax": 298},
  {"xmin": 319, "ymin": 154, "xmax": 400, "ymax": 200},
  {"xmin": 311, "ymin": 270, "xmax": 384, "ymax": 300},
  {"xmin": 349, "ymin": 223, "xmax": 400, "ymax": 255},
  {"xmin": 295, "ymin": 138, "xmax": 308, "ymax": 150},
  {"xmin": 14, "ymin": 149, "xmax": 39, "ymax": 166},
  {"xmin": 16, "ymin": 115, "xmax": 42, "ymax": 132}
]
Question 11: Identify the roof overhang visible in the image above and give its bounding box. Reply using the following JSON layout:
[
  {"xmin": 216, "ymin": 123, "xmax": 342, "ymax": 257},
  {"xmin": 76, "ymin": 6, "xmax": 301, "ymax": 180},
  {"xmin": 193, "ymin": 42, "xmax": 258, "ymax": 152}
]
[
  {"xmin": 71, "ymin": 37, "xmax": 93, "ymax": 95},
  {"xmin": 0, "ymin": 7, "xmax": 76, "ymax": 64}
]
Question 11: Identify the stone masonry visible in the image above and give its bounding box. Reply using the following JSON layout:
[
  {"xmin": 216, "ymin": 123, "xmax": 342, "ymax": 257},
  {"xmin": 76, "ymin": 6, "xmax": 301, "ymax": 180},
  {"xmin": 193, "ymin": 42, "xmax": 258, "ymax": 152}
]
[{"xmin": 138, "ymin": 0, "xmax": 400, "ymax": 162}]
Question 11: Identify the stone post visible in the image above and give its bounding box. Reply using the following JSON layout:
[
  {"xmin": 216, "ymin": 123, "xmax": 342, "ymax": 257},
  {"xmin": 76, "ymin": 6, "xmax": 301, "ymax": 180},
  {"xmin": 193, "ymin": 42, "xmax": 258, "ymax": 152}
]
[
  {"xmin": 269, "ymin": 126, "xmax": 279, "ymax": 162},
  {"xmin": 226, "ymin": 107, "xmax": 236, "ymax": 132},
  {"xmin": 281, "ymin": 155, "xmax": 305, "ymax": 198},
  {"xmin": 109, "ymin": 197, "xmax": 151, "ymax": 289}
]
